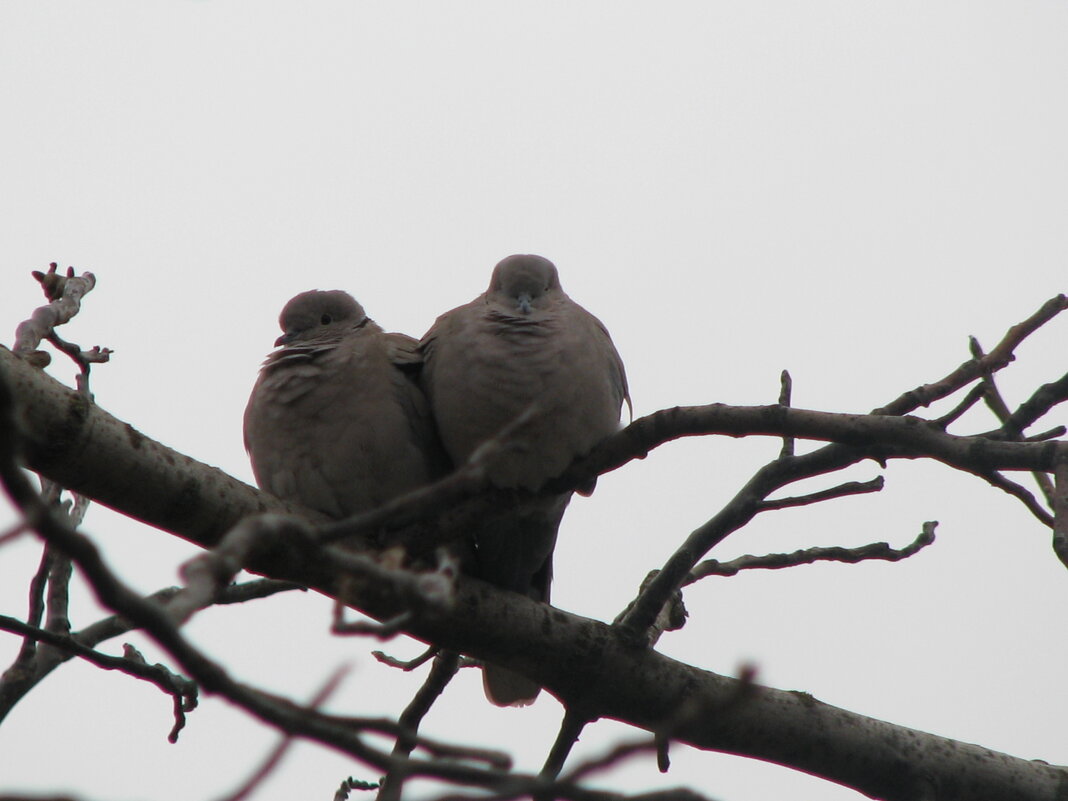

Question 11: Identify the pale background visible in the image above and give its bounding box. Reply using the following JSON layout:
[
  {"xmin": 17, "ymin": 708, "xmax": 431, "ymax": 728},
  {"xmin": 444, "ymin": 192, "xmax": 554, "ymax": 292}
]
[{"xmin": 2, "ymin": 3, "xmax": 1067, "ymax": 800}]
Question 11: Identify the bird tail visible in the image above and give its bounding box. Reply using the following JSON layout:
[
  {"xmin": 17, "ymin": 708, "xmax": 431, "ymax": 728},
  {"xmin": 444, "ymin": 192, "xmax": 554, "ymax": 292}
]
[{"xmin": 483, "ymin": 664, "xmax": 540, "ymax": 707}]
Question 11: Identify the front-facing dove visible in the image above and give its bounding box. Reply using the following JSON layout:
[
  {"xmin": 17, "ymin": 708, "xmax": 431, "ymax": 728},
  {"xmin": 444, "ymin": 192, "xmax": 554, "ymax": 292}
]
[
  {"xmin": 244, "ymin": 290, "xmax": 447, "ymax": 519},
  {"xmin": 419, "ymin": 254, "xmax": 630, "ymax": 705}
]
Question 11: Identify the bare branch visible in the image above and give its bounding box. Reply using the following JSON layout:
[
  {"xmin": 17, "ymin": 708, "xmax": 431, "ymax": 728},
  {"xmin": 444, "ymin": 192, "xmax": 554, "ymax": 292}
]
[
  {"xmin": 334, "ymin": 605, "xmax": 414, "ymax": 639},
  {"xmin": 970, "ymin": 337, "xmax": 1056, "ymax": 508},
  {"xmin": 613, "ymin": 571, "xmax": 688, "ymax": 647},
  {"xmin": 758, "ymin": 476, "xmax": 884, "ymax": 511},
  {"xmin": 5, "ymin": 295, "xmax": 1068, "ymax": 799},
  {"xmin": 976, "ymin": 470, "xmax": 1055, "ymax": 528},
  {"xmin": 15, "ymin": 545, "xmax": 53, "ymax": 663},
  {"xmin": 1001, "ymin": 371, "xmax": 1068, "ymax": 440},
  {"xmin": 0, "ymin": 520, "xmax": 29, "ymax": 546},
  {"xmin": 1053, "ymin": 459, "xmax": 1068, "ymax": 569},
  {"xmin": 933, "ymin": 383, "xmax": 986, "ymax": 429},
  {"xmin": 0, "ymin": 418, "xmax": 516, "ymax": 789},
  {"xmin": 379, "ymin": 651, "xmax": 462, "ymax": 801},
  {"xmin": 373, "ymin": 645, "xmax": 438, "ymax": 671},
  {"xmin": 540, "ymin": 708, "xmax": 594, "ymax": 787},
  {"xmin": 778, "ymin": 369, "xmax": 794, "ymax": 459},
  {"xmin": 171, "ymin": 516, "xmax": 289, "ymax": 624},
  {"xmin": 335, "ymin": 778, "xmax": 380, "ymax": 801},
  {"xmin": 76, "ymin": 579, "xmax": 302, "ymax": 648},
  {"xmin": 876, "ymin": 293, "xmax": 1068, "ymax": 416},
  {"xmin": 0, "ymin": 578, "xmax": 299, "ymax": 724},
  {"xmin": 687, "ymin": 522, "xmax": 937, "ymax": 583},
  {"xmin": 6, "ymin": 340, "xmax": 1068, "ymax": 576},
  {"xmin": 13, "ymin": 264, "xmax": 109, "ymax": 392},
  {"xmin": 614, "ymin": 297, "xmax": 1068, "ymax": 642},
  {"xmin": 1025, "ymin": 426, "xmax": 1067, "ymax": 443},
  {"xmin": 320, "ymin": 404, "xmax": 539, "ymax": 549},
  {"xmin": 0, "ymin": 614, "xmax": 197, "ymax": 741},
  {"xmin": 45, "ymin": 331, "xmax": 112, "ymax": 395},
  {"xmin": 44, "ymin": 550, "xmax": 72, "ymax": 637},
  {"xmin": 13, "ymin": 264, "xmax": 97, "ymax": 355}
]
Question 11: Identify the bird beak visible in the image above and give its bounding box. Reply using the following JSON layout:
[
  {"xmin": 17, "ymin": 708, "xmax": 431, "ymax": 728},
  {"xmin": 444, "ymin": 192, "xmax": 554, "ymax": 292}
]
[
  {"xmin": 516, "ymin": 293, "xmax": 533, "ymax": 314},
  {"xmin": 275, "ymin": 332, "xmax": 296, "ymax": 347}
]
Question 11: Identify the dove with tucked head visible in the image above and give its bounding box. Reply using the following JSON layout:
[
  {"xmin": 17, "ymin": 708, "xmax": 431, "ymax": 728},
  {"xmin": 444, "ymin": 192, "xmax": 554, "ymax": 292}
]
[
  {"xmin": 244, "ymin": 290, "xmax": 447, "ymax": 519},
  {"xmin": 420, "ymin": 254, "xmax": 630, "ymax": 705}
]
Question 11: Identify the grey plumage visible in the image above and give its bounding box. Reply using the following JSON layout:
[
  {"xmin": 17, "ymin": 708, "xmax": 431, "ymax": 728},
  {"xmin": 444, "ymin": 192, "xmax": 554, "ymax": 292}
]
[
  {"xmin": 244, "ymin": 290, "xmax": 446, "ymax": 520},
  {"xmin": 420, "ymin": 254, "xmax": 629, "ymax": 705}
]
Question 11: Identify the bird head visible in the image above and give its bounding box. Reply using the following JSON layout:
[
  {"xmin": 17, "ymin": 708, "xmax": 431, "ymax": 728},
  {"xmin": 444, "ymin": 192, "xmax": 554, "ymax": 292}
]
[
  {"xmin": 488, "ymin": 254, "xmax": 562, "ymax": 315},
  {"xmin": 275, "ymin": 290, "xmax": 367, "ymax": 346}
]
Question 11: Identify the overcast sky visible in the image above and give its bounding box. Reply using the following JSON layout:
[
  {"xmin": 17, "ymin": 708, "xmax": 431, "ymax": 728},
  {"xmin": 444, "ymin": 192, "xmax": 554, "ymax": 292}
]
[{"xmin": 2, "ymin": 3, "xmax": 1068, "ymax": 800}]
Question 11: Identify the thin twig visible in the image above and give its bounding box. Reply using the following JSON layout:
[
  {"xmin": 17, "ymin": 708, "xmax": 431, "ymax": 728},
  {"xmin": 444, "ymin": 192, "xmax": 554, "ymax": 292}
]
[
  {"xmin": 1024, "ymin": 427, "xmax": 1067, "ymax": 442},
  {"xmin": 13, "ymin": 264, "xmax": 105, "ymax": 385},
  {"xmin": 1054, "ymin": 460, "xmax": 1068, "ymax": 569},
  {"xmin": 541, "ymin": 708, "xmax": 593, "ymax": 782},
  {"xmin": 615, "ymin": 296, "xmax": 1068, "ymax": 640},
  {"xmin": 0, "ymin": 520, "xmax": 29, "ymax": 546},
  {"xmin": 0, "ymin": 614, "xmax": 197, "ymax": 741},
  {"xmin": 976, "ymin": 470, "xmax": 1055, "ymax": 528},
  {"xmin": 17, "ymin": 546, "xmax": 53, "ymax": 663},
  {"xmin": 373, "ymin": 646, "xmax": 438, "ymax": 671},
  {"xmin": 320, "ymin": 405, "xmax": 539, "ymax": 548},
  {"xmin": 1005, "ymin": 372, "xmax": 1068, "ymax": 438},
  {"xmin": 876, "ymin": 294, "xmax": 1068, "ymax": 416},
  {"xmin": 335, "ymin": 778, "xmax": 381, "ymax": 800},
  {"xmin": 971, "ymin": 337, "xmax": 1056, "ymax": 507},
  {"xmin": 379, "ymin": 651, "xmax": 462, "ymax": 801},
  {"xmin": 0, "ymin": 484, "xmax": 508, "ymax": 782},
  {"xmin": 686, "ymin": 522, "xmax": 937, "ymax": 583},
  {"xmin": 778, "ymin": 370, "xmax": 794, "ymax": 459},
  {"xmin": 932, "ymin": 384, "xmax": 986, "ymax": 429},
  {"xmin": 758, "ymin": 477, "xmax": 884, "ymax": 511},
  {"xmin": 334, "ymin": 605, "xmax": 413, "ymax": 640},
  {"xmin": 0, "ymin": 578, "xmax": 300, "ymax": 725},
  {"xmin": 44, "ymin": 551, "xmax": 72, "ymax": 638}
]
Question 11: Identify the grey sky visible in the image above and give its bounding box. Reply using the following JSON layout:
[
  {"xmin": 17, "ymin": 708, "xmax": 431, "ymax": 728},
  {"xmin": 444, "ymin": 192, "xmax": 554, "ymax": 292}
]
[{"xmin": 2, "ymin": 3, "xmax": 1067, "ymax": 799}]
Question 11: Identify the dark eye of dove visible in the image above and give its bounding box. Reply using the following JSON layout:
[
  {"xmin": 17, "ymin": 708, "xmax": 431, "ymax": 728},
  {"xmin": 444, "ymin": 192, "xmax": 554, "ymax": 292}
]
[{"xmin": 320, "ymin": 313, "xmax": 333, "ymax": 325}]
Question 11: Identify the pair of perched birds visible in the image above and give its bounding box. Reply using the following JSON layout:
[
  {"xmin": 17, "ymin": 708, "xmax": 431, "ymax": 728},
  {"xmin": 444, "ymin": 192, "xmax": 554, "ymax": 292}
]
[{"xmin": 243, "ymin": 254, "xmax": 630, "ymax": 706}]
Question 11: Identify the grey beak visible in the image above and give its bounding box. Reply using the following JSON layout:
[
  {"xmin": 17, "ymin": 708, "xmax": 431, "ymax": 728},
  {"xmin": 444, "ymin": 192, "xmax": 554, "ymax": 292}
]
[{"xmin": 516, "ymin": 292, "xmax": 533, "ymax": 314}]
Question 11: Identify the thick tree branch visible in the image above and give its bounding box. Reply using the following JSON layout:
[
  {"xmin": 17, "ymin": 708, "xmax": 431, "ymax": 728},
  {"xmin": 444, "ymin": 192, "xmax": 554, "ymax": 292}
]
[
  {"xmin": 3, "ymin": 344, "xmax": 1064, "ymax": 564},
  {"xmin": 5, "ymin": 296, "xmax": 1068, "ymax": 799},
  {"xmin": 2, "ymin": 410, "xmax": 1066, "ymax": 801}
]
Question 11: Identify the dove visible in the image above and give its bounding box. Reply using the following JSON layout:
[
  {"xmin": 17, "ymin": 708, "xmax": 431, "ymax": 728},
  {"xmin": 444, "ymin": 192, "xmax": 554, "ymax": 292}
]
[
  {"xmin": 420, "ymin": 254, "xmax": 630, "ymax": 705},
  {"xmin": 244, "ymin": 290, "xmax": 447, "ymax": 520}
]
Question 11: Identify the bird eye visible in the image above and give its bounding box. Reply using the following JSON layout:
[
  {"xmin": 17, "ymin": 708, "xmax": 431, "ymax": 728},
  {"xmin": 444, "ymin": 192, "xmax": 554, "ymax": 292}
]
[{"xmin": 320, "ymin": 314, "xmax": 333, "ymax": 325}]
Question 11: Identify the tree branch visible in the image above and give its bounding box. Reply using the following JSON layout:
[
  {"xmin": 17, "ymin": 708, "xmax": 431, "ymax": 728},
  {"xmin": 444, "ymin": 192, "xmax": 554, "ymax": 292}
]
[
  {"xmin": 0, "ymin": 614, "xmax": 197, "ymax": 741},
  {"xmin": 4, "ymin": 298, "xmax": 1068, "ymax": 799},
  {"xmin": 614, "ymin": 296, "xmax": 1068, "ymax": 643},
  {"xmin": 687, "ymin": 522, "xmax": 937, "ymax": 582},
  {"xmin": 757, "ymin": 476, "xmax": 884, "ymax": 511}
]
